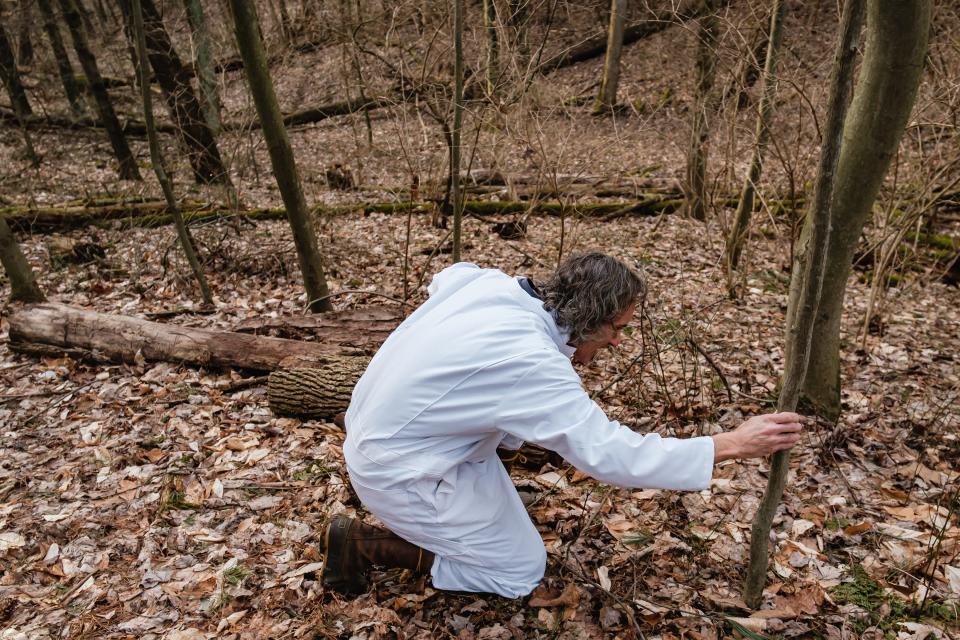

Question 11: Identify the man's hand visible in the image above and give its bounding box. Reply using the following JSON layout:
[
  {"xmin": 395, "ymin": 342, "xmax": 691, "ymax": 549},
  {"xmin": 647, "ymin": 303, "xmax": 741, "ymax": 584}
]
[{"xmin": 712, "ymin": 412, "xmax": 804, "ymax": 462}]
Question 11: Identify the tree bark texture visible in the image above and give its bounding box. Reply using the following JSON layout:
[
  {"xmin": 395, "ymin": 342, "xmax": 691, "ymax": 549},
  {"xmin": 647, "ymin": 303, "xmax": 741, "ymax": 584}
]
[
  {"xmin": 0, "ymin": 23, "xmax": 32, "ymax": 117},
  {"xmin": 58, "ymin": 0, "xmax": 142, "ymax": 180},
  {"xmin": 683, "ymin": 0, "xmax": 719, "ymax": 221},
  {"xmin": 228, "ymin": 0, "xmax": 333, "ymax": 313},
  {"xmin": 268, "ymin": 359, "xmax": 369, "ymax": 419},
  {"xmin": 725, "ymin": 0, "xmax": 787, "ymax": 272},
  {"xmin": 742, "ymin": 0, "xmax": 865, "ymax": 609},
  {"xmin": 0, "ymin": 217, "xmax": 45, "ymax": 303},
  {"xmin": 117, "ymin": 0, "xmax": 228, "ymax": 185},
  {"xmin": 593, "ymin": 0, "xmax": 627, "ymax": 113},
  {"xmin": 37, "ymin": 0, "xmax": 86, "ymax": 115},
  {"xmin": 451, "ymin": 0, "xmax": 465, "ymax": 262},
  {"xmin": 784, "ymin": 0, "xmax": 931, "ymax": 421},
  {"xmin": 6, "ymin": 303, "xmax": 398, "ymax": 371},
  {"xmin": 183, "ymin": 0, "xmax": 222, "ymax": 135},
  {"xmin": 131, "ymin": 0, "xmax": 212, "ymax": 305}
]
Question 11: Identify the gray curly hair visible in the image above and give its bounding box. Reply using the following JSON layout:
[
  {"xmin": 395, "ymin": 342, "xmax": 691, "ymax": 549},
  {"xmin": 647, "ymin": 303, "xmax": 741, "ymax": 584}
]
[{"xmin": 541, "ymin": 252, "xmax": 646, "ymax": 344}]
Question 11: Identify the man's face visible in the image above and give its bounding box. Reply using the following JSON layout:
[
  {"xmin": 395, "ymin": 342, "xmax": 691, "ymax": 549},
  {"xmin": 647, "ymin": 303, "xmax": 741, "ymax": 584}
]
[{"xmin": 572, "ymin": 303, "xmax": 637, "ymax": 365}]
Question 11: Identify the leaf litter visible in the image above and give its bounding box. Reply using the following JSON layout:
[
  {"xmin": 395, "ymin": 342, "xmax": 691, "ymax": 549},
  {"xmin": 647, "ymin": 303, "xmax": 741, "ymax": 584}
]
[{"xmin": 0, "ymin": 207, "xmax": 957, "ymax": 639}]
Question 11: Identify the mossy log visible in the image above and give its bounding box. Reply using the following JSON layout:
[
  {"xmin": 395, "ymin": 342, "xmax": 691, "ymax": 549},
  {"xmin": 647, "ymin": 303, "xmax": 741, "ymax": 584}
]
[
  {"xmin": 0, "ymin": 197, "xmax": 677, "ymax": 233},
  {"xmin": 1, "ymin": 194, "xmax": 811, "ymax": 234},
  {"xmin": 268, "ymin": 357, "xmax": 370, "ymax": 419}
]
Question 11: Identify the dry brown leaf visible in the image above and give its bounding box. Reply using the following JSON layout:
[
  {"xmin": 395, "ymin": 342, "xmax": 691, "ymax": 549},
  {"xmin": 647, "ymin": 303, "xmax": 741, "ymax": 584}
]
[{"xmin": 527, "ymin": 582, "xmax": 579, "ymax": 608}]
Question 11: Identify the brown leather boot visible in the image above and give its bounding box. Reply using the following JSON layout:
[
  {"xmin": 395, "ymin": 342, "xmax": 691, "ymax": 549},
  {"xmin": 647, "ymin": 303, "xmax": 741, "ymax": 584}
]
[
  {"xmin": 321, "ymin": 516, "xmax": 435, "ymax": 594},
  {"xmin": 497, "ymin": 444, "xmax": 564, "ymax": 473}
]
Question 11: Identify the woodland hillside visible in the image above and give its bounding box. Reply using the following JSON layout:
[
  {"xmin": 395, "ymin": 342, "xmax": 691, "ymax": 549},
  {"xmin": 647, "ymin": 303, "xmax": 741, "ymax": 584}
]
[{"xmin": 0, "ymin": 0, "xmax": 958, "ymax": 638}]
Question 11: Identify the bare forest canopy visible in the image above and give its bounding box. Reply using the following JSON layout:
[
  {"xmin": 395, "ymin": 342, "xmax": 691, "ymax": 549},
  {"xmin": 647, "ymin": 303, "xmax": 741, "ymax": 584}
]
[{"xmin": 0, "ymin": 0, "xmax": 959, "ymax": 638}]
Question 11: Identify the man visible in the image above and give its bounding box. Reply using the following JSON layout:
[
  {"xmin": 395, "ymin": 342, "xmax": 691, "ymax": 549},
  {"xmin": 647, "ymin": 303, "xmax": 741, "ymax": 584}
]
[{"xmin": 322, "ymin": 253, "xmax": 803, "ymax": 597}]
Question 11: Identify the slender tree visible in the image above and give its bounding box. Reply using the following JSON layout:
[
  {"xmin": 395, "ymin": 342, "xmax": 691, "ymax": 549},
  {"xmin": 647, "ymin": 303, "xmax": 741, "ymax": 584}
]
[
  {"xmin": 228, "ymin": 0, "xmax": 333, "ymax": 313},
  {"xmin": 682, "ymin": 0, "xmax": 720, "ymax": 221},
  {"xmin": 742, "ymin": 0, "xmax": 865, "ymax": 608},
  {"xmin": 0, "ymin": 23, "xmax": 33, "ymax": 116},
  {"xmin": 117, "ymin": 0, "xmax": 229, "ymax": 184},
  {"xmin": 451, "ymin": 0, "xmax": 465, "ymax": 262},
  {"xmin": 506, "ymin": 0, "xmax": 529, "ymax": 70},
  {"xmin": 131, "ymin": 0, "xmax": 212, "ymax": 305},
  {"xmin": 0, "ymin": 22, "xmax": 38, "ymax": 165},
  {"xmin": 725, "ymin": 0, "xmax": 788, "ymax": 276},
  {"xmin": 37, "ymin": 0, "xmax": 86, "ymax": 115},
  {"xmin": 17, "ymin": 0, "xmax": 34, "ymax": 66},
  {"xmin": 593, "ymin": 0, "xmax": 627, "ymax": 114},
  {"xmin": 0, "ymin": 218, "xmax": 45, "ymax": 304},
  {"xmin": 182, "ymin": 0, "xmax": 222, "ymax": 135},
  {"xmin": 58, "ymin": 0, "xmax": 141, "ymax": 180},
  {"xmin": 784, "ymin": 0, "xmax": 931, "ymax": 420},
  {"xmin": 483, "ymin": 0, "xmax": 499, "ymax": 96}
]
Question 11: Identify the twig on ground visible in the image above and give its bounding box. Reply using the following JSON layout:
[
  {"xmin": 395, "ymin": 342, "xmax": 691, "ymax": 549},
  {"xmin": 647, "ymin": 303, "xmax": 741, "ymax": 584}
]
[{"xmin": 685, "ymin": 336, "xmax": 734, "ymax": 403}]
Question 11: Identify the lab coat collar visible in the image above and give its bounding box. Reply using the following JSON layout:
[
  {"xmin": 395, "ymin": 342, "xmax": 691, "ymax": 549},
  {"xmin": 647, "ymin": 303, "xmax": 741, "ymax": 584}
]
[{"xmin": 513, "ymin": 276, "xmax": 577, "ymax": 358}]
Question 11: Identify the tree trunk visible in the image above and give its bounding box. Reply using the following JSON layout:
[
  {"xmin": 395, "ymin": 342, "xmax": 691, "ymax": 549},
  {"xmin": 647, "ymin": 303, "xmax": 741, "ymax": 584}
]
[
  {"xmin": 451, "ymin": 0, "xmax": 464, "ymax": 262},
  {"xmin": 76, "ymin": 0, "xmax": 96, "ymax": 34},
  {"xmin": 483, "ymin": 0, "xmax": 499, "ymax": 97},
  {"xmin": 784, "ymin": 0, "xmax": 931, "ymax": 421},
  {"xmin": 182, "ymin": 0, "xmax": 222, "ymax": 135},
  {"xmin": 725, "ymin": 0, "xmax": 788, "ymax": 275},
  {"xmin": 742, "ymin": 0, "xmax": 865, "ymax": 609},
  {"xmin": 131, "ymin": 0, "xmax": 213, "ymax": 305},
  {"xmin": 17, "ymin": 0, "xmax": 34, "ymax": 66},
  {"xmin": 683, "ymin": 0, "xmax": 719, "ymax": 221},
  {"xmin": 228, "ymin": 0, "xmax": 334, "ymax": 313},
  {"xmin": 268, "ymin": 359, "xmax": 369, "ymax": 419},
  {"xmin": 593, "ymin": 0, "xmax": 627, "ymax": 114},
  {"xmin": 0, "ymin": 217, "xmax": 45, "ymax": 304},
  {"xmin": 0, "ymin": 23, "xmax": 38, "ymax": 166},
  {"xmin": 0, "ymin": 23, "xmax": 32, "ymax": 116},
  {"xmin": 117, "ymin": 0, "xmax": 229, "ymax": 185},
  {"xmin": 58, "ymin": 0, "xmax": 142, "ymax": 180},
  {"xmin": 37, "ymin": 0, "xmax": 86, "ymax": 115},
  {"xmin": 6, "ymin": 303, "xmax": 397, "ymax": 370},
  {"xmin": 507, "ymin": 0, "xmax": 529, "ymax": 66}
]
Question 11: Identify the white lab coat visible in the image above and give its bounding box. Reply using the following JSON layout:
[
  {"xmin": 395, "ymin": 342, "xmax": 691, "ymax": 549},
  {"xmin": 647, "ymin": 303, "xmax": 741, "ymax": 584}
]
[{"xmin": 343, "ymin": 263, "xmax": 714, "ymax": 597}]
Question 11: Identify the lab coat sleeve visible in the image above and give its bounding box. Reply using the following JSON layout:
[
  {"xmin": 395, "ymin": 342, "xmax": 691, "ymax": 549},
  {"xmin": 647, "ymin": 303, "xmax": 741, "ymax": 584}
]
[{"xmin": 494, "ymin": 353, "xmax": 715, "ymax": 490}]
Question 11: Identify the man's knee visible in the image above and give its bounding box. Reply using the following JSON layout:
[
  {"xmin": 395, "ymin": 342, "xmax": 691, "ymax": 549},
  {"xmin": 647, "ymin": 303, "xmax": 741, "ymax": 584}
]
[{"xmin": 504, "ymin": 538, "xmax": 546, "ymax": 594}]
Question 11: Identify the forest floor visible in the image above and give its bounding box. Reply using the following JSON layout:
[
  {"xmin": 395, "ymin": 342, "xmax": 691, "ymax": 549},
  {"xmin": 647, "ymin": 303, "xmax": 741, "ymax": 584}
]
[
  {"xmin": 2, "ymin": 1, "xmax": 960, "ymax": 638},
  {"xmin": 1, "ymin": 208, "xmax": 958, "ymax": 639}
]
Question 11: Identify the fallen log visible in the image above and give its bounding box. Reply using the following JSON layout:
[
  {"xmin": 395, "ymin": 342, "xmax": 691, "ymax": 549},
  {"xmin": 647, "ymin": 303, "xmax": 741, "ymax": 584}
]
[
  {"xmin": 266, "ymin": 360, "xmax": 563, "ymax": 471},
  {"xmin": 538, "ymin": 0, "xmax": 729, "ymax": 74},
  {"xmin": 2, "ymin": 94, "xmax": 394, "ymax": 136},
  {"xmin": 255, "ymin": 95, "xmax": 395, "ymax": 130},
  {"xmin": 1, "ymin": 196, "xmax": 687, "ymax": 233},
  {"xmin": 233, "ymin": 306, "xmax": 401, "ymax": 342},
  {"xmin": 268, "ymin": 358, "xmax": 369, "ymax": 419},
  {"xmin": 0, "ymin": 107, "xmax": 174, "ymax": 135},
  {"xmin": 7, "ymin": 303, "xmax": 399, "ymax": 371}
]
